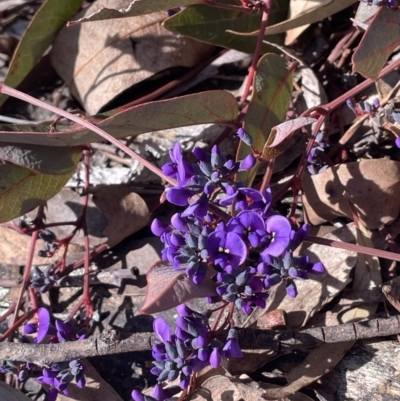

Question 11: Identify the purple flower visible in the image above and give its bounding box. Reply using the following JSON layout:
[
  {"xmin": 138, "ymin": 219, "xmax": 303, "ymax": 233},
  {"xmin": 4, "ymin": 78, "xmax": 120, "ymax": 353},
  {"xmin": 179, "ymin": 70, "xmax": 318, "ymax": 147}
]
[
  {"xmin": 219, "ymin": 187, "xmax": 262, "ymax": 211},
  {"xmin": 286, "ymin": 282, "xmax": 297, "ymax": 298},
  {"xmin": 36, "ymin": 308, "xmax": 56, "ymax": 343},
  {"xmin": 151, "ymin": 219, "xmax": 171, "ymax": 236},
  {"xmin": 222, "ymin": 329, "xmax": 242, "ymax": 358},
  {"xmin": 226, "ymin": 210, "xmax": 266, "ymax": 247},
  {"xmin": 309, "ymin": 262, "xmax": 325, "ymax": 274},
  {"xmin": 261, "ymin": 215, "xmax": 291, "ymax": 257},
  {"xmin": 209, "ymin": 347, "xmax": 221, "ymax": 368},
  {"xmin": 154, "ymin": 318, "xmax": 171, "ymax": 343},
  {"xmin": 132, "ymin": 390, "xmax": 146, "ymax": 401},
  {"xmin": 162, "ymin": 142, "xmax": 193, "ymax": 185},
  {"xmin": 181, "ymin": 194, "xmax": 208, "ymax": 218},
  {"xmin": 152, "ymin": 383, "xmax": 171, "ymax": 401},
  {"xmin": 207, "ymin": 231, "xmax": 247, "ymax": 268},
  {"xmin": 396, "ymin": 137, "xmax": 400, "ymax": 149},
  {"xmin": 55, "ymin": 320, "xmax": 72, "ymax": 343},
  {"xmin": 165, "ymin": 187, "xmax": 193, "ymax": 206}
]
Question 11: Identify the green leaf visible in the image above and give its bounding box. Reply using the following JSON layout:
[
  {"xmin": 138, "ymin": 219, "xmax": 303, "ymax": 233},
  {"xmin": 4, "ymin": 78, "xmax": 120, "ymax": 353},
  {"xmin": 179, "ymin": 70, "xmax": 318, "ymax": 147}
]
[
  {"xmin": 0, "ymin": 0, "xmax": 85, "ymax": 108},
  {"xmin": 164, "ymin": 0, "xmax": 289, "ymax": 54},
  {"xmin": 257, "ymin": 0, "xmax": 356, "ymax": 36},
  {"xmin": 237, "ymin": 54, "xmax": 293, "ymax": 186},
  {"xmin": 0, "ymin": 145, "xmax": 81, "ymax": 222},
  {"xmin": 71, "ymin": 0, "xmax": 199, "ymax": 23},
  {"xmin": 0, "ymin": 91, "xmax": 239, "ymax": 147},
  {"xmin": 352, "ymin": 6, "xmax": 400, "ymax": 80}
]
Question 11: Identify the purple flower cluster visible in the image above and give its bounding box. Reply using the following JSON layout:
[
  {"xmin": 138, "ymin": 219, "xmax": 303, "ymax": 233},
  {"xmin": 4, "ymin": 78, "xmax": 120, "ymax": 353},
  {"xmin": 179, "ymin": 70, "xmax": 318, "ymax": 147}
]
[
  {"xmin": 37, "ymin": 360, "xmax": 86, "ymax": 401},
  {"xmin": 0, "ymin": 360, "xmax": 35, "ymax": 383},
  {"xmin": 307, "ymin": 132, "xmax": 329, "ymax": 175},
  {"xmin": 31, "ymin": 266, "xmax": 57, "ymax": 293},
  {"xmin": 152, "ymin": 141, "xmax": 325, "ymax": 311},
  {"xmin": 37, "ymin": 229, "xmax": 58, "ymax": 258},
  {"xmin": 132, "ymin": 305, "xmax": 242, "ymax": 401},
  {"xmin": 138, "ymin": 139, "xmax": 326, "ymax": 400},
  {"xmin": 346, "ymin": 97, "xmax": 380, "ymax": 118},
  {"xmin": 23, "ymin": 308, "xmax": 87, "ymax": 400}
]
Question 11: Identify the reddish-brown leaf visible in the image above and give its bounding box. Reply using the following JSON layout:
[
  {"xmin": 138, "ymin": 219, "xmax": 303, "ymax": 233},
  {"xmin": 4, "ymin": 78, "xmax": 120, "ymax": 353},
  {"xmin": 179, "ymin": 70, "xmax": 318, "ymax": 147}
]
[
  {"xmin": 140, "ymin": 261, "xmax": 217, "ymax": 314},
  {"xmin": 260, "ymin": 117, "xmax": 315, "ymax": 162}
]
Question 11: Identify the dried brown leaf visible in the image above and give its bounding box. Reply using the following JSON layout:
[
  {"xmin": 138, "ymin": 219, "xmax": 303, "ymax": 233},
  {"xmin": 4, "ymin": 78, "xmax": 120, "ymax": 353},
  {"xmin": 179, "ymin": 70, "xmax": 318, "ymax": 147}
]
[
  {"xmin": 140, "ymin": 261, "xmax": 217, "ymax": 314},
  {"xmin": 90, "ymin": 184, "xmax": 150, "ymax": 248},
  {"xmin": 262, "ymin": 340, "xmax": 355, "ymax": 400},
  {"xmin": 302, "ymin": 159, "xmax": 400, "ymax": 229},
  {"xmin": 51, "ymin": 0, "xmax": 215, "ymax": 114}
]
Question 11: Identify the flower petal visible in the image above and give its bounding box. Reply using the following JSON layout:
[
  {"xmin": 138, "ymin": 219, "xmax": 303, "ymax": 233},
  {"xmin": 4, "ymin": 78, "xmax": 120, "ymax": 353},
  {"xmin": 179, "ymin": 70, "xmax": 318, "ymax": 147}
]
[
  {"xmin": 153, "ymin": 317, "xmax": 171, "ymax": 343},
  {"xmin": 166, "ymin": 187, "xmax": 192, "ymax": 206}
]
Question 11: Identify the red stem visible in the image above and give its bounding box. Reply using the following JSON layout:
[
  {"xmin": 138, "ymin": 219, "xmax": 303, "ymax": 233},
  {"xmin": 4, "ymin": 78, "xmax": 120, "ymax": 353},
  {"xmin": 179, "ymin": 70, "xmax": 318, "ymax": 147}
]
[
  {"xmin": 306, "ymin": 235, "xmax": 400, "ymax": 262},
  {"xmin": 240, "ymin": 1, "xmax": 271, "ymax": 104}
]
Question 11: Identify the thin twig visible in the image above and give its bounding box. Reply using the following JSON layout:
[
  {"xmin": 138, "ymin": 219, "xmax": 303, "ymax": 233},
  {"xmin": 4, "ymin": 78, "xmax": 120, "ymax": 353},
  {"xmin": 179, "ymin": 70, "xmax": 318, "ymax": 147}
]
[{"xmin": 2, "ymin": 315, "xmax": 399, "ymax": 365}]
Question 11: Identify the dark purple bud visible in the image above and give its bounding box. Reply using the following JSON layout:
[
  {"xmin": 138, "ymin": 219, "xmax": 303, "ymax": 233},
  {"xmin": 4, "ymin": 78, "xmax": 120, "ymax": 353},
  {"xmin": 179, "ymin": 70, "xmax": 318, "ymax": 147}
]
[
  {"xmin": 132, "ymin": 390, "xmax": 146, "ymax": 401},
  {"xmin": 309, "ymin": 262, "xmax": 325, "ymax": 274},
  {"xmin": 23, "ymin": 323, "xmax": 38, "ymax": 335},
  {"xmin": 392, "ymin": 111, "xmax": 400, "ymax": 124},
  {"xmin": 197, "ymin": 347, "xmax": 210, "ymax": 361},
  {"xmin": 165, "ymin": 343, "xmax": 178, "ymax": 360},
  {"xmin": 239, "ymin": 154, "xmax": 256, "ymax": 171},
  {"xmin": 193, "ymin": 146, "xmax": 209, "ymax": 162},
  {"xmin": 198, "ymin": 161, "xmax": 213, "ymax": 177},
  {"xmin": 211, "ymin": 145, "xmax": 223, "ymax": 169},
  {"xmin": 166, "ymin": 187, "xmax": 192, "ymax": 206},
  {"xmin": 151, "ymin": 219, "xmax": 170, "ymax": 236},
  {"xmin": 237, "ymin": 128, "xmax": 253, "ymax": 146},
  {"xmin": 257, "ymin": 262, "xmax": 272, "ymax": 275},
  {"xmin": 152, "ymin": 383, "xmax": 171, "ymax": 401},
  {"xmin": 286, "ymin": 282, "xmax": 297, "ymax": 298},
  {"xmin": 346, "ymin": 98, "xmax": 356, "ymax": 110},
  {"xmin": 204, "ymin": 181, "xmax": 216, "ymax": 195},
  {"xmin": 171, "ymin": 214, "xmax": 189, "ymax": 232},
  {"xmin": 18, "ymin": 369, "xmax": 29, "ymax": 382},
  {"xmin": 209, "ymin": 348, "xmax": 221, "ymax": 368},
  {"xmin": 373, "ymin": 98, "xmax": 380, "ymax": 109}
]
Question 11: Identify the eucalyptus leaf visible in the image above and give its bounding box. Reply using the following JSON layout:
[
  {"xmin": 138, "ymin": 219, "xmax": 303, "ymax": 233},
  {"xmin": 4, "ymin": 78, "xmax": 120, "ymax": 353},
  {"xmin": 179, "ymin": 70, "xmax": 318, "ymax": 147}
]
[
  {"xmin": 0, "ymin": 91, "xmax": 238, "ymax": 147},
  {"xmin": 0, "ymin": 145, "xmax": 81, "ymax": 222},
  {"xmin": 164, "ymin": 0, "xmax": 289, "ymax": 54},
  {"xmin": 237, "ymin": 54, "xmax": 293, "ymax": 186}
]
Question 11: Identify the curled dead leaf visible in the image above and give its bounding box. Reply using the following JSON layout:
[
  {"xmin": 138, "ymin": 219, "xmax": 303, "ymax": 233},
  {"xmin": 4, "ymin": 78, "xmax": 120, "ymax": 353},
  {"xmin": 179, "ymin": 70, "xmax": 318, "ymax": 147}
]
[
  {"xmin": 140, "ymin": 261, "xmax": 217, "ymax": 314},
  {"xmin": 302, "ymin": 159, "xmax": 400, "ymax": 229},
  {"xmin": 260, "ymin": 117, "xmax": 315, "ymax": 162}
]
